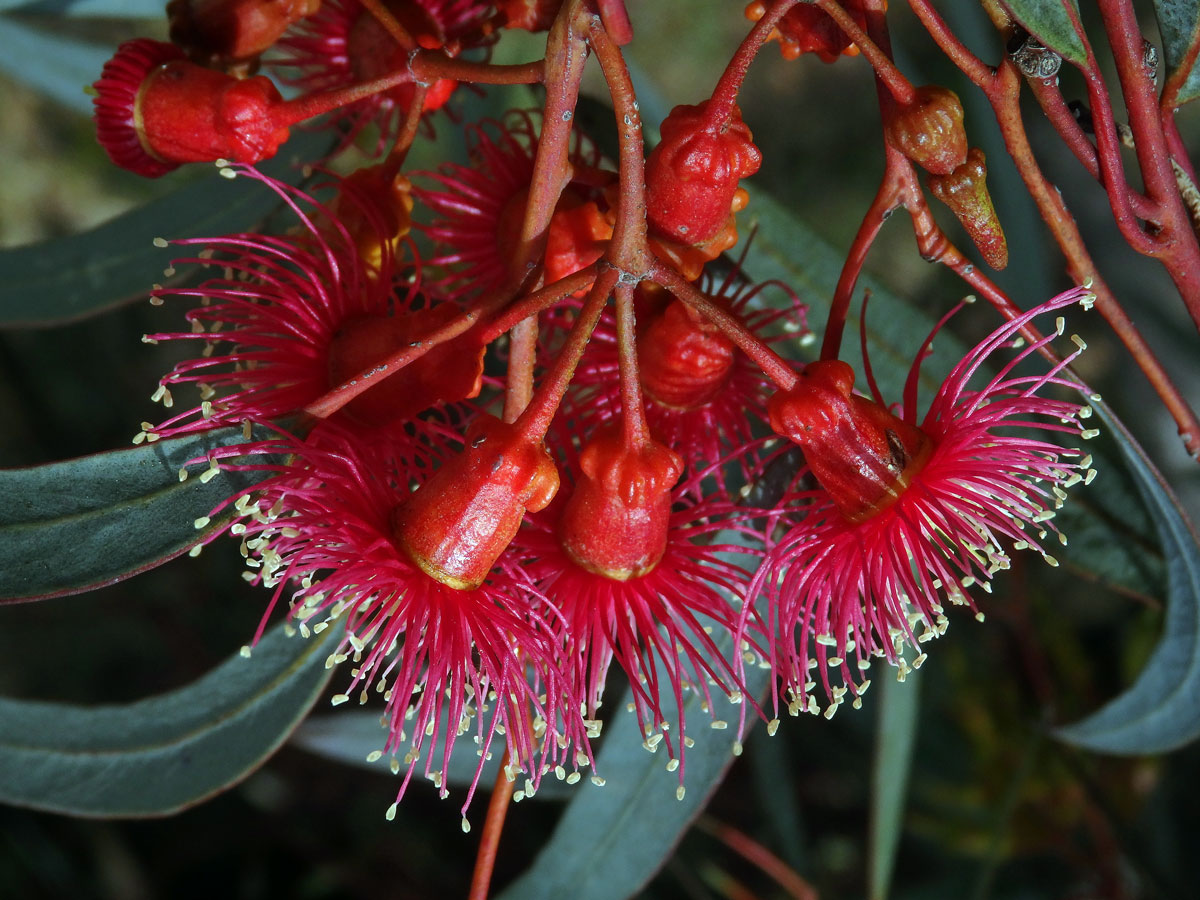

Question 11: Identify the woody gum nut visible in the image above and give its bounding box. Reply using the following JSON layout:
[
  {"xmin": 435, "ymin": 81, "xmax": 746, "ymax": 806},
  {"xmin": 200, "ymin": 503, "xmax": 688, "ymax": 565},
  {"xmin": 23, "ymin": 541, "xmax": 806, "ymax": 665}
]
[
  {"xmin": 885, "ymin": 85, "xmax": 968, "ymax": 176},
  {"xmin": 929, "ymin": 148, "xmax": 1009, "ymax": 271}
]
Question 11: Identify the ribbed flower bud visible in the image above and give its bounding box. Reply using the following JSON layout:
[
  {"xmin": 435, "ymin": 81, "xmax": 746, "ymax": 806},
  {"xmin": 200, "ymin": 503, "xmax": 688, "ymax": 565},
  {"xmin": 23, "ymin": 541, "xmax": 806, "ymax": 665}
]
[
  {"xmin": 167, "ymin": 0, "xmax": 320, "ymax": 69},
  {"xmin": 928, "ymin": 148, "xmax": 1008, "ymax": 270},
  {"xmin": 645, "ymin": 101, "xmax": 761, "ymax": 245},
  {"xmin": 92, "ymin": 39, "xmax": 291, "ymax": 177},
  {"xmin": 558, "ymin": 428, "xmax": 683, "ymax": 581},
  {"xmin": 768, "ymin": 360, "xmax": 931, "ymax": 523},
  {"xmin": 884, "ymin": 85, "xmax": 968, "ymax": 176},
  {"xmin": 638, "ymin": 299, "xmax": 735, "ymax": 410},
  {"xmin": 393, "ymin": 416, "xmax": 560, "ymax": 590}
]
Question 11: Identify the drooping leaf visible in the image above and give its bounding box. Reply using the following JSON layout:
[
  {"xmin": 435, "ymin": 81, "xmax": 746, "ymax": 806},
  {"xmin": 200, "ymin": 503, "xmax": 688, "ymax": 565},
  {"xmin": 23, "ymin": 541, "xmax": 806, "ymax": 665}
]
[
  {"xmin": 0, "ymin": 18, "xmax": 112, "ymax": 115},
  {"xmin": 0, "ymin": 0, "xmax": 162, "ymax": 13},
  {"xmin": 0, "ymin": 425, "xmax": 275, "ymax": 603},
  {"xmin": 0, "ymin": 131, "xmax": 331, "ymax": 329},
  {"xmin": 0, "ymin": 622, "xmax": 339, "ymax": 817},
  {"xmin": 1054, "ymin": 402, "xmax": 1200, "ymax": 754},
  {"xmin": 1154, "ymin": 0, "xmax": 1200, "ymax": 105},
  {"xmin": 1000, "ymin": 0, "xmax": 1087, "ymax": 65},
  {"xmin": 868, "ymin": 670, "xmax": 921, "ymax": 900}
]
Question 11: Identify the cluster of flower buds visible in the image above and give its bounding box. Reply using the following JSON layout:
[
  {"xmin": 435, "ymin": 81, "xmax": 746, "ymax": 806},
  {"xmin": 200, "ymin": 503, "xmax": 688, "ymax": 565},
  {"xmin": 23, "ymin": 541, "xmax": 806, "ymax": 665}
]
[
  {"xmin": 95, "ymin": 0, "xmax": 1097, "ymax": 824},
  {"xmin": 885, "ymin": 84, "xmax": 1008, "ymax": 269}
]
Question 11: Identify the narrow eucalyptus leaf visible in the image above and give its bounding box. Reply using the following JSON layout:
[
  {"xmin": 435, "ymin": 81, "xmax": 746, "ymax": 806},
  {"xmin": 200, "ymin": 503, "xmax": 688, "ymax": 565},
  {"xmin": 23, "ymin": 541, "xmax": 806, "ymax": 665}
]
[
  {"xmin": 1153, "ymin": 0, "xmax": 1200, "ymax": 104},
  {"xmin": 868, "ymin": 671, "xmax": 921, "ymax": 900},
  {"xmin": 1054, "ymin": 402, "xmax": 1200, "ymax": 753},
  {"xmin": 0, "ymin": 622, "xmax": 339, "ymax": 817},
  {"xmin": 0, "ymin": 18, "xmax": 111, "ymax": 115},
  {"xmin": 0, "ymin": 425, "xmax": 274, "ymax": 602},
  {"xmin": 0, "ymin": 0, "xmax": 163, "ymax": 14},
  {"xmin": 1000, "ymin": 0, "xmax": 1087, "ymax": 64},
  {"xmin": 0, "ymin": 131, "xmax": 331, "ymax": 329}
]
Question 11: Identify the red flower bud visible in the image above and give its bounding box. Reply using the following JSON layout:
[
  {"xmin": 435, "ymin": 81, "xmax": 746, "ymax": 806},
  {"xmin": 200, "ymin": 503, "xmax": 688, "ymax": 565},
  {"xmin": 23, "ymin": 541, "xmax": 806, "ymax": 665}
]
[
  {"xmin": 496, "ymin": 0, "xmax": 560, "ymax": 31},
  {"xmin": 638, "ymin": 299, "xmax": 735, "ymax": 410},
  {"xmin": 768, "ymin": 360, "xmax": 931, "ymax": 523},
  {"xmin": 558, "ymin": 428, "xmax": 683, "ymax": 581},
  {"xmin": 323, "ymin": 166, "xmax": 415, "ymax": 269},
  {"xmin": 92, "ymin": 39, "xmax": 291, "ymax": 177},
  {"xmin": 928, "ymin": 148, "xmax": 1009, "ymax": 270},
  {"xmin": 167, "ymin": 0, "xmax": 320, "ymax": 69},
  {"xmin": 326, "ymin": 304, "xmax": 484, "ymax": 427},
  {"xmin": 645, "ymin": 101, "xmax": 761, "ymax": 245},
  {"xmin": 746, "ymin": 0, "xmax": 880, "ymax": 63},
  {"xmin": 393, "ymin": 416, "xmax": 560, "ymax": 590},
  {"xmin": 884, "ymin": 85, "xmax": 968, "ymax": 176}
]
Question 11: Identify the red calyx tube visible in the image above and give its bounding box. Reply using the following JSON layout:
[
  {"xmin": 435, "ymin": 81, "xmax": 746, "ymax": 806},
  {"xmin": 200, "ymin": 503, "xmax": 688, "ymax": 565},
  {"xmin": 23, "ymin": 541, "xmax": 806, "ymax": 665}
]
[
  {"xmin": 557, "ymin": 427, "xmax": 683, "ymax": 581},
  {"xmin": 767, "ymin": 360, "xmax": 932, "ymax": 523}
]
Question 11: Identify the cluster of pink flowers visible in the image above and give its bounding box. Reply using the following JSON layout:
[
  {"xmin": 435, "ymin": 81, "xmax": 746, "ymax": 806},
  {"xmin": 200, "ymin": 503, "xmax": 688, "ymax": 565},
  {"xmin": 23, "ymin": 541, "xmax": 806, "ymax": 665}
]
[{"xmin": 92, "ymin": 0, "xmax": 1099, "ymax": 827}]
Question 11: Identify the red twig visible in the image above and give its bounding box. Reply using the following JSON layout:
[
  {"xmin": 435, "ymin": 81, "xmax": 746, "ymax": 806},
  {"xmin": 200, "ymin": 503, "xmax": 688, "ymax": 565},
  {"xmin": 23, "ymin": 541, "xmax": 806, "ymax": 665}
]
[
  {"xmin": 467, "ymin": 751, "xmax": 516, "ymax": 900},
  {"xmin": 709, "ymin": 0, "xmax": 801, "ymax": 118},
  {"xmin": 614, "ymin": 282, "xmax": 651, "ymax": 448},
  {"xmin": 814, "ymin": 0, "xmax": 914, "ymax": 104},
  {"xmin": 697, "ymin": 816, "xmax": 818, "ymax": 900}
]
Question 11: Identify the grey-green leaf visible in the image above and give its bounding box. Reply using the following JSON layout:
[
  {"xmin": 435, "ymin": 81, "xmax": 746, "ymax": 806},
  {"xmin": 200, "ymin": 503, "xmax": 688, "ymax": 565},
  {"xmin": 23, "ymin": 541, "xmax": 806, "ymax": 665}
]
[
  {"xmin": 0, "ymin": 132, "xmax": 330, "ymax": 329},
  {"xmin": 1153, "ymin": 0, "xmax": 1200, "ymax": 104},
  {"xmin": 868, "ymin": 671, "xmax": 921, "ymax": 900},
  {"xmin": 1053, "ymin": 402, "xmax": 1200, "ymax": 754},
  {"xmin": 1001, "ymin": 0, "xmax": 1087, "ymax": 65},
  {"xmin": 0, "ymin": 18, "xmax": 111, "ymax": 115},
  {"xmin": 0, "ymin": 622, "xmax": 339, "ymax": 817},
  {"xmin": 0, "ymin": 0, "xmax": 163, "ymax": 14},
  {"xmin": 0, "ymin": 425, "xmax": 273, "ymax": 602}
]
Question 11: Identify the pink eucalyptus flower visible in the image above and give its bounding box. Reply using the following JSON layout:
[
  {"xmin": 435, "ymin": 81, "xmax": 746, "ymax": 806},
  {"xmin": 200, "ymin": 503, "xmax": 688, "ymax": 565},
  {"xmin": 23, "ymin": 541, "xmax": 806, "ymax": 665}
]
[
  {"xmin": 270, "ymin": 0, "xmax": 495, "ymax": 154},
  {"xmin": 414, "ymin": 110, "xmax": 611, "ymax": 302},
  {"xmin": 754, "ymin": 286, "xmax": 1099, "ymax": 718},
  {"xmin": 229, "ymin": 420, "xmax": 577, "ymax": 823}
]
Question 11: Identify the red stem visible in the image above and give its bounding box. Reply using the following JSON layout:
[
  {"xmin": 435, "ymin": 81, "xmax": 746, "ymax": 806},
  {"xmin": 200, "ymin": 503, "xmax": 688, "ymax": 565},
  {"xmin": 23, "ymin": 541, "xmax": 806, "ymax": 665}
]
[
  {"xmin": 1025, "ymin": 77, "xmax": 1160, "ymax": 228},
  {"xmin": 813, "ymin": 0, "xmax": 915, "ymax": 105},
  {"xmin": 356, "ymin": 0, "xmax": 415, "ymax": 50},
  {"xmin": 820, "ymin": 170, "xmax": 896, "ymax": 361},
  {"xmin": 514, "ymin": 267, "xmax": 619, "ymax": 440},
  {"xmin": 279, "ymin": 69, "xmax": 420, "ymax": 124},
  {"xmin": 909, "ymin": 4, "xmax": 1200, "ymax": 458},
  {"xmin": 504, "ymin": 317, "xmax": 539, "ymax": 422},
  {"xmin": 651, "ymin": 261, "xmax": 797, "ymax": 390},
  {"xmin": 614, "ymin": 283, "xmax": 651, "ymax": 448},
  {"xmin": 478, "ymin": 265, "xmax": 600, "ymax": 343},
  {"xmin": 466, "ymin": 751, "xmax": 516, "ymax": 900},
  {"xmin": 409, "ymin": 53, "xmax": 545, "ymax": 86},
  {"xmin": 1095, "ymin": 0, "xmax": 1200, "ymax": 322},
  {"xmin": 587, "ymin": 17, "xmax": 652, "ymax": 274},
  {"xmin": 698, "ymin": 817, "xmax": 818, "ymax": 900},
  {"xmin": 708, "ymin": 0, "xmax": 800, "ymax": 119}
]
